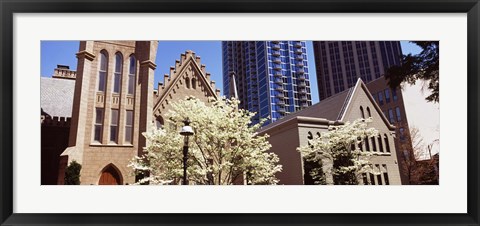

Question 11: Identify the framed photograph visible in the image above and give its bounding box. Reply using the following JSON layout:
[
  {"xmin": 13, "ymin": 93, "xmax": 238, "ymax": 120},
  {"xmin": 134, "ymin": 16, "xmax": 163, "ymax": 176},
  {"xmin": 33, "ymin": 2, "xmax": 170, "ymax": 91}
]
[{"xmin": 1, "ymin": 0, "xmax": 479, "ymax": 225}]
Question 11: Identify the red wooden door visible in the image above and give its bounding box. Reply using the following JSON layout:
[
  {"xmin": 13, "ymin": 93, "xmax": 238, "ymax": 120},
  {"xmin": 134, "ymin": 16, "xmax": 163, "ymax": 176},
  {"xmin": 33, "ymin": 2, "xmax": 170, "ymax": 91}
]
[{"xmin": 98, "ymin": 165, "xmax": 122, "ymax": 185}]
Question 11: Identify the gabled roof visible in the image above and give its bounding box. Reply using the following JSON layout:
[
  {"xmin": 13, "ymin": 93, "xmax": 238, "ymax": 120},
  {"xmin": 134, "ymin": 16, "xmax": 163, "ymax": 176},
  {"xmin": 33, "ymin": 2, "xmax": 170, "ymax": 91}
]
[
  {"xmin": 346, "ymin": 79, "xmax": 394, "ymax": 129},
  {"xmin": 259, "ymin": 78, "xmax": 395, "ymax": 132},
  {"xmin": 153, "ymin": 50, "xmax": 218, "ymax": 113},
  {"xmin": 259, "ymin": 86, "xmax": 353, "ymax": 132},
  {"xmin": 41, "ymin": 77, "xmax": 75, "ymax": 118}
]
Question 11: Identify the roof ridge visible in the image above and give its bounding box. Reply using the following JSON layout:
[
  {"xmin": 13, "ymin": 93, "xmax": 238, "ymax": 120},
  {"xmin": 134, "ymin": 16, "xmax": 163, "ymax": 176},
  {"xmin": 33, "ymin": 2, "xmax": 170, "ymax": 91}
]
[{"xmin": 337, "ymin": 87, "xmax": 354, "ymax": 121}]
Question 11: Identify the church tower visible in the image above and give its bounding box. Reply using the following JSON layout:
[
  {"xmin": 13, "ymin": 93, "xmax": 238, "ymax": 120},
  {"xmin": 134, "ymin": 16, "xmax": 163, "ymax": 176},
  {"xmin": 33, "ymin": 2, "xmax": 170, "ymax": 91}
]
[{"xmin": 59, "ymin": 41, "xmax": 158, "ymax": 185}]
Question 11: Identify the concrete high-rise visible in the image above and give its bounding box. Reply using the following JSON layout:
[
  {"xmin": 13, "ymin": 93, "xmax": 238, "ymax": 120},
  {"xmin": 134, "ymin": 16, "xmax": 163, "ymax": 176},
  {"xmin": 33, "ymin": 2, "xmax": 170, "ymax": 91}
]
[
  {"xmin": 222, "ymin": 41, "xmax": 313, "ymax": 125},
  {"xmin": 312, "ymin": 41, "xmax": 412, "ymax": 184}
]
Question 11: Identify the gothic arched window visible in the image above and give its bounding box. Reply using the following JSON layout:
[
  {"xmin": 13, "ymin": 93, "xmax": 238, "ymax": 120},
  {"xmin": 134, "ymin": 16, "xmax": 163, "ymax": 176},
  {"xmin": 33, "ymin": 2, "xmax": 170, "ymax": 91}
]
[
  {"xmin": 98, "ymin": 50, "xmax": 108, "ymax": 92},
  {"xmin": 384, "ymin": 134, "xmax": 391, "ymax": 153},
  {"xmin": 128, "ymin": 55, "xmax": 136, "ymax": 95},
  {"xmin": 378, "ymin": 135, "xmax": 384, "ymax": 152},
  {"xmin": 192, "ymin": 78, "xmax": 197, "ymax": 89},
  {"xmin": 113, "ymin": 52, "xmax": 123, "ymax": 94},
  {"xmin": 185, "ymin": 77, "xmax": 190, "ymax": 89}
]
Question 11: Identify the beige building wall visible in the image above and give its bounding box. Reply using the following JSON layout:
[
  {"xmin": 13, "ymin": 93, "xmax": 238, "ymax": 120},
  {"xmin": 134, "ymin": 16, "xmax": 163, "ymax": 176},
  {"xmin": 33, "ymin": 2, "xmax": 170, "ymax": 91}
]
[
  {"xmin": 60, "ymin": 45, "xmax": 219, "ymax": 185},
  {"xmin": 366, "ymin": 77, "xmax": 412, "ymax": 184},
  {"xmin": 62, "ymin": 41, "xmax": 158, "ymax": 185},
  {"xmin": 260, "ymin": 80, "xmax": 401, "ymax": 185},
  {"xmin": 264, "ymin": 122, "xmax": 302, "ymax": 185},
  {"xmin": 342, "ymin": 84, "xmax": 401, "ymax": 185}
]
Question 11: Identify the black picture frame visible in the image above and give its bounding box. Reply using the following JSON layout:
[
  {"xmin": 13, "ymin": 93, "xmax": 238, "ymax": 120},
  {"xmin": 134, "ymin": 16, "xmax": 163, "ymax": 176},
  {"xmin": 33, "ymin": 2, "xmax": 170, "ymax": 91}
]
[{"xmin": 1, "ymin": 0, "xmax": 479, "ymax": 225}]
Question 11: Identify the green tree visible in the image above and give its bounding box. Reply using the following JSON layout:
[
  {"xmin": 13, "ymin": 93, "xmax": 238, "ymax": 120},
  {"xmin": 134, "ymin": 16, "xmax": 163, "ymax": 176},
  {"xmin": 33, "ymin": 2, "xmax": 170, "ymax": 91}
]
[
  {"xmin": 64, "ymin": 160, "xmax": 82, "ymax": 185},
  {"xmin": 385, "ymin": 41, "xmax": 439, "ymax": 102},
  {"xmin": 129, "ymin": 97, "xmax": 282, "ymax": 185}
]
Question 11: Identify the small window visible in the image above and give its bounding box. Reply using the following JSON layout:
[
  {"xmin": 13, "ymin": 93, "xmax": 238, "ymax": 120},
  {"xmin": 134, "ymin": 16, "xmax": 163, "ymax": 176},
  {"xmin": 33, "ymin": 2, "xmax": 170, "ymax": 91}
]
[
  {"xmin": 94, "ymin": 108, "xmax": 104, "ymax": 142},
  {"xmin": 382, "ymin": 164, "xmax": 390, "ymax": 185},
  {"xmin": 110, "ymin": 109, "xmax": 119, "ymax": 143},
  {"xmin": 371, "ymin": 136, "xmax": 377, "ymax": 152},
  {"xmin": 364, "ymin": 137, "xmax": 370, "ymax": 151},
  {"xmin": 125, "ymin": 110, "xmax": 133, "ymax": 143},
  {"xmin": 185, "ymin": 78, "xmax": 190, "ymax": 89},
  {"xmin": 192, "ymin": 78, "xmax": 197, "ymax": 89},
  {"xmin": 128, "ymin": 56, "xmax": 136, "ymax": 95},
  {"xmin": 360, "ymin": 106, "xmax": 365, "ymax": 119},
  {"xmin": 307, "ymin": 131, "xmax": 313, "ymax": 140},
  {"xmin": 376, "ymin": 165, "xmax": 383, "ymax": 185},
  {"xmin": 384, "ymin": 134, "xmax": 391, "ymax": 153},
  {"xmin": 378, "ymin": 135, "xmax": 384, "ymax": 152},
  {"xmin": 367, "ymin": 107, "xmax": 371, "ymax": 117},
  {"xmin": 378, "ymin": 92, "xmax": 384, "ymax": 105},
  {"xmin": 395, "ymin": 107, "xmax": 402, "ymax": 122},
  {"xmin": 388, "ymin": 109, "xmax": 395, "ymax": 123},
  {"xmin": 307, "ymin": 131, "xmax": 314, "ymax": 148},
  {"xmin": 113, "ymin": 53, "xmax": 123, "ymax": 94},
  {"xmin": 369, "ymin": 173, "xmax": 376, "ymax": 185},
  {"xmin": 98, "ymin": 51, "xmax": 108, "ymax": 92},
  {"xmin": 392, "ymin": 88, "xmax": 398, "ymax": 101},
  {"xmin": 385, "ymin": 89, "xmax": 391, "ymax": 103}
]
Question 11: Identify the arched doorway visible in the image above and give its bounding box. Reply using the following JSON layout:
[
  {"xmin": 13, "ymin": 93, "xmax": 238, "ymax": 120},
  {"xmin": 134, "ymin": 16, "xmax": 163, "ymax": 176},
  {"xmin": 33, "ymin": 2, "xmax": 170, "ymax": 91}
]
[{"xmin": 98, "ymin": 164, "xmax": 123, "ymax": 185}]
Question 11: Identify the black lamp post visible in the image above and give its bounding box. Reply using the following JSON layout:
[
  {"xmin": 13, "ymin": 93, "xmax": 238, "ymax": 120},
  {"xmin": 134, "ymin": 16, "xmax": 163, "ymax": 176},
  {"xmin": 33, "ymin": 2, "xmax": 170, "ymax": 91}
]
[{"xmin": 180, "ymin": 118, "xmax": 194, "ymax": 185}]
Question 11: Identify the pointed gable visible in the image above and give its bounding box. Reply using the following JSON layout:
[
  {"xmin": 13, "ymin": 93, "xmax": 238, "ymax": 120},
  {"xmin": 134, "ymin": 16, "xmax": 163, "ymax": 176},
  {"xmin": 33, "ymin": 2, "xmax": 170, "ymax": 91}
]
[
  {"xmin": 258, "ymin": 78, "xmax": 394, "ymax": 133},
  {"xmin": 153, "ymin": 50, "xmax": 220, "ymax": 118},
  {"xmin": 258, "ymin": 87, "xmax": 353, "ymax": 132},
  {"xmin": 340, "ymin": 79, "xmax": 395, "ymax": 130}
]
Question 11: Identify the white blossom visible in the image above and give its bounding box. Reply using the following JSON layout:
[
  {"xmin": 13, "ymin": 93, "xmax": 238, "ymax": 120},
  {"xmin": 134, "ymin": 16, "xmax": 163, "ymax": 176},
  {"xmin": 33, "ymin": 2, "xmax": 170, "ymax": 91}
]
[
  {"xmin": 297, "ymin": 118, "xmax": 381, "ymax": 185},
  {"xmin": 129, "ymin": 97, "xmax": 282, "ymax": 185}
]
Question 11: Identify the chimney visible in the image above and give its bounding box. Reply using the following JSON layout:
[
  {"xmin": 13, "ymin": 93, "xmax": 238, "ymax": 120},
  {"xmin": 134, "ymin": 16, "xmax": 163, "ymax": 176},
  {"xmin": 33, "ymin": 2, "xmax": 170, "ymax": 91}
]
[{"xmin": 52, "ymin": 65, "xmax": 76, "ymax": 80}]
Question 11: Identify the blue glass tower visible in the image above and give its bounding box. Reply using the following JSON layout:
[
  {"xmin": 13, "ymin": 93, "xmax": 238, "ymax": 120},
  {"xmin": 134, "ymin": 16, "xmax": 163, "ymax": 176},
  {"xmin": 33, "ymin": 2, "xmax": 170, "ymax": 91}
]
[{"xmin": 222, "ymin": 41, "xmax": 313, "ymax": 125}]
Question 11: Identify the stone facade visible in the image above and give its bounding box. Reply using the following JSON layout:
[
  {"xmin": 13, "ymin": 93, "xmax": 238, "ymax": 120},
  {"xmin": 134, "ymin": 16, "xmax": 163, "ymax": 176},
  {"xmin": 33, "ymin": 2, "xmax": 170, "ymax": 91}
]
[
  {"xmin": 61, "ymin": 41, "xmax": 158, "ymax": 185},
  {"xmin": 153, "ymin": 50, "xmax": 220, "ymax": 126},
  {"xmin": 56, "ymin": 41, "xmax": 219, "ymax": 185},
  {"xmin": 258, "ymin": 79, "xmax": 402, "ymax": 185},
  {"xmin": 365, "ymin": 77, "xmax": 413, "ymax": 184}
]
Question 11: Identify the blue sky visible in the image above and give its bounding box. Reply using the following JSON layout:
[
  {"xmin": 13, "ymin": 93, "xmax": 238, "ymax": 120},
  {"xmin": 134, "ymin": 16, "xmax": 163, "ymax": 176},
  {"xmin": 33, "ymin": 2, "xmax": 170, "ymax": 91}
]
[{"xmin": 41, "ymin": 40, "xmax": 421, "ymax": 104}]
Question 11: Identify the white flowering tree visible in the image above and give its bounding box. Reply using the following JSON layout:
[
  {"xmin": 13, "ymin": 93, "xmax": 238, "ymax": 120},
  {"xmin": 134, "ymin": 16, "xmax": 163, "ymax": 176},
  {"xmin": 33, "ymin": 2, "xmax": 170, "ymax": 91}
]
[
  {"xmin": 298, "ymin": 118, "xmax": 380, "ymax": 185},
  {"xmin": 129, "ymin": 97, "xmax": 282, "ymax": 185}
]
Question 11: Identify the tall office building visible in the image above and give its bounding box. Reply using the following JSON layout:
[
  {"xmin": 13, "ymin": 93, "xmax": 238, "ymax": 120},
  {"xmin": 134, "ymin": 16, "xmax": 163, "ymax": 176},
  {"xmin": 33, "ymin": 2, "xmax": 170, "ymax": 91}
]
[
  {"xmin": 222, "ymin": 41, "xmax": 313, "ymax": 125},
  {"xmin": 313, "ymin": 41, "xmax": 402, "ymax": 100},
  {"xmin": 312, "ymin": 41, "xmax": 412, "ymax": 184}
]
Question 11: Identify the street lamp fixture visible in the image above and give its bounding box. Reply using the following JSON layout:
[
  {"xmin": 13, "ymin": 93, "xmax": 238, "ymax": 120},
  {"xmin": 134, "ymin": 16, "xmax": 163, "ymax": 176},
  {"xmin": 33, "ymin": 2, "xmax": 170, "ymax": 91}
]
[{"xmin": 180, "ymin": 118, "xmax": 194, "ymax": 185}]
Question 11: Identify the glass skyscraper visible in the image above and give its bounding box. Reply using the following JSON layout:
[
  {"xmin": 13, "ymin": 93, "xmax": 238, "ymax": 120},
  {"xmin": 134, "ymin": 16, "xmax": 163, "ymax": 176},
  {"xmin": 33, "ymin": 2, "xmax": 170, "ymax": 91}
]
[{"xmin": 222, "ymin": 41, "xmax": 313, "ymax": 125}]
